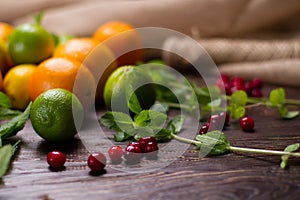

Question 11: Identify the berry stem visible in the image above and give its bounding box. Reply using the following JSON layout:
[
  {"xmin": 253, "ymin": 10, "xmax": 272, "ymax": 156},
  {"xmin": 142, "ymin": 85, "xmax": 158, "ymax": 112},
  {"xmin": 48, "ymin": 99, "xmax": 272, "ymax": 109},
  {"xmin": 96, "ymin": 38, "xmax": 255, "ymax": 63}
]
[{"xmin": 229, "ymin": 146, "xmax": 300, "ymax": 157}]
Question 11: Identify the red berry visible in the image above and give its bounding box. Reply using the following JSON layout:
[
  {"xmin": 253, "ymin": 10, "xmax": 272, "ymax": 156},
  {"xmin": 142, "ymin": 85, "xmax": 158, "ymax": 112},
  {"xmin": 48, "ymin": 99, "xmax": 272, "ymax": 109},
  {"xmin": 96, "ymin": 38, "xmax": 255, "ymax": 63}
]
[
  {"xmin": 220, "ymin": 74, "xmax": 230, "ymax": 82},
  {"xmin": 108, "ymin": 146, "xmax": 123, "ymax": 163},
  {"xmin": 240, "ymin": 116, "xmax": 255, "ymax": 132},
  {"xmin": 138, "ymin": 136, "xmax": 156, "ymax": 152},
  {"xmin": 230, "ymin": 83, "xmax": 246, "ymax": 94},
  {"xmin": 219, "ymin": 111, "xmax": 230, "ymax": 126},
  {"xmin": 87, "ymin": 152, "xmax": 107, "ymax": 172},
  {"xmin": 124, "ymin": 143, "xmax": 142, "ymax": 162},
  {"xmin": 199, "ymin": 123, "xmax": 209, "ymax": 134},
  {"xmin": 144, "ymin": 142, "xmax": 159, "ymax": 153},
  {"xmin": 251, "ymin": 78, "xmax": 262, "ymax": 89},
  {"xmin": 144, "ymin": 142, "xmax": 159, "ymax": 160},
  {"xmin": 231, "ymin": 76, "xmax": 245, "ymax": 86},
  {"xmin": 245, "ymin": 82, "xmax": 254, "ymax": 95},
  {"xmin": 250, "ymin": 88, "xmax": 262, "ymax": 98},
  {"xmin": 209, "ymin": 114, "xmax": 224, "ymax": 130},
  {"xmin": 47, "ymin": 151, "xmax": 66, "ymax": 170}
]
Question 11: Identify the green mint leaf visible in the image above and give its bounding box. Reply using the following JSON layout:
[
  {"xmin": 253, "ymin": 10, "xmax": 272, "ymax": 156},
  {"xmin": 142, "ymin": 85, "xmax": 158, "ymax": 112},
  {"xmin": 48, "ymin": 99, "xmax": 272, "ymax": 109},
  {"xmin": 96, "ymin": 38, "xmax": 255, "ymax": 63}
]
[
  {"xmin": 0, "ymin": 144, "xmax": 13, "ymax": 178},
  {"xmin": 0, "ymin": 92, "xmax": 11, "ymax": 108},
  {"xmin": 11, "ymin": 140, "xmax": 21, "ymax": 155},
  {"xmin": 269, "ymin": 88, "xmax": 285, "ymax": 106},
  {"xmin": 280, "ymin": 143, "xmax": 300, "ymax": 169},
  {"xmin": 230, "ymin": 90, "xmax": 248, "ymax": 106},
  {"xmin": 153, "ymin": 128, "xmax": 173, "ymax": 142},
  {"xmin": 166, "ymin": 115, "xmax": 185, "ymax": 134},
  {"xmin": 284, "ymin": 111, "xmax": 299, "ymax": 119},
  {"xmin": 134, "ymin": 110, "xmax": 167, "ymax": 127},
  {"xmin": 150, "ymin": 103, "xmax": 169, "ymax": 113},
  {"xmin": 133, "ymin": 126, "xmax": 155, "ymax": 141},
  {"xmin": 0, "ymin": 102, "xmax": 31, "ymax": 139},
  {"xmin": 113, "ymin": 132, "xmax": 132, "ymax": 142},
  {"xmin": 128, "ymin": 88, "xmax": 142, "ymax": 114},
  {"xmin": 195, "ymin": 130, "xmax": 230, "ymax": 156},
  {"xmin": 228, "ymin": 104, "xmax": 245, "ymax": 119},
  {"xmin": 0, "ymin": 108, "xmax": 22, "ymax": 120},
  {"xmin": 100, "ymin": 111, "xmax": 134, "ymax": 132}
]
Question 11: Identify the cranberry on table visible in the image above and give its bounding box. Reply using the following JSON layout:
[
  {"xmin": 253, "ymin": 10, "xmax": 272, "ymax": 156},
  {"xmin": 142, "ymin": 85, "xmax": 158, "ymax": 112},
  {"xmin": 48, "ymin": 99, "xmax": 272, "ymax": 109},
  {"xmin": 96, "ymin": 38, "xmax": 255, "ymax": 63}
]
[
  {"xmin": 87, "ymin": 152, "xmax": 107, "ymax": 173},
  {"xmin": 138, "ymin": 136, "xmax": 156, "ymax": 152},
  {"xmin": 47, "ymin": 151, "xmax": 66, "ymax": 170},
  {"xmin": 108, "ymin": 146, "xmax": 123, "ymax": 163},
  {"xmin": 144, "ymin": 142, "xmax": 159, "ymax": 153},
  {"xmin": 219, "ymin": 111, "xmax": 230, "ymax": 126},
  {"xmin": 123, "ymin": 143, "xmax": 142, "ymax": 162},
  {"xmin": 240, "ymin": 116, "xmax": 255, "ymax": 132},
  {"xmin": 250, "ymin": 88, "xmax": 263, "ymax": 98},
  {"xmin": 199, "ymin": 123, "xmax": 210, "ymax": 134},
  {"xmin": 251, "ymin": 78, "xmax": 262, "ymax": 88}
]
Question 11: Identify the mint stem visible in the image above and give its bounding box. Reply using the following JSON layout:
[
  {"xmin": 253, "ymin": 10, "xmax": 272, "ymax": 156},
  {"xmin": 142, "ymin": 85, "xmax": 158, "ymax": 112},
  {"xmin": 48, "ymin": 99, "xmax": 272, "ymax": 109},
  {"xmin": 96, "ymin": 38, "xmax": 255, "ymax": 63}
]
[
  {"xmin": 171, "ymin": 132, "xmax": 300, "ymax": 157},
  {"xmin": 171, "ymin": 133, "xmax": 202, "ymax": 146},
  {"xmin": 229, "ymin": 146, "xmax": 300, "ymax": 157}
]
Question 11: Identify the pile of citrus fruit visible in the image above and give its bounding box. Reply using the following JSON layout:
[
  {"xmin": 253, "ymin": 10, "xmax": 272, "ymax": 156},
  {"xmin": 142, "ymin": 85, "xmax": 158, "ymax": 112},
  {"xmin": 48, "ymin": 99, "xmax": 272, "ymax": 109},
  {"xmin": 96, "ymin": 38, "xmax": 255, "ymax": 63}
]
[{"xmin": 0, "ymin": 13, "xmax": 146, "ymax": 142}]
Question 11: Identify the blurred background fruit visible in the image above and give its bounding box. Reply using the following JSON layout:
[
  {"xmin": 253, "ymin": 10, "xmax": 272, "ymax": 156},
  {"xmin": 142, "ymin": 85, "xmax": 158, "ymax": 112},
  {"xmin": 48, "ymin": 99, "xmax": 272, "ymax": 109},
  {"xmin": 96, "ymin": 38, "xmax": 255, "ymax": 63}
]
[
  {"xmin": 29, "ymin": 57, "xmax": 96, "ymax": 109},
  {"xmin": 0, "ymin": 22, "xmax": 13, "ymax": 42},
  {"xmin": 3, "ymin": 64, "xmax": 36, "ymax": 110},
  {"xmin": 93, "ymin": 21, "xmax": 144, "ymax": 66},
  {"xmin": 30, "ymin": 88, "xmax": 84, "ymax": 142}
]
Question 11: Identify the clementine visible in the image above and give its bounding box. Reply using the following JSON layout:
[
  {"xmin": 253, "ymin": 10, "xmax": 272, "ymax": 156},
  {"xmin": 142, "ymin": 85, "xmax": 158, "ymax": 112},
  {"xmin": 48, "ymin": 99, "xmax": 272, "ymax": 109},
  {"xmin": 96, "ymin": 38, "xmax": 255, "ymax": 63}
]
[{"xmin": 29, "ymin": 57, "xmax": 96, "ymax": 109}]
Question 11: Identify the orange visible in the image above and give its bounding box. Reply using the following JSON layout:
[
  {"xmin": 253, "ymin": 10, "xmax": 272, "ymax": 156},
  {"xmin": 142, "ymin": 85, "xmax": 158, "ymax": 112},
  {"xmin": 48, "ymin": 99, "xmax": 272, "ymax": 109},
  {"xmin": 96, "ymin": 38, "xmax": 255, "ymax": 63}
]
[
  {"xmin": 29, "ymin": 57, "xmax": 96, "ymax": 109},
  {"xmin": 0, "ymin": 22, "xmax": 13, "ymax": 42},
  {"xmin": 53, "ymin": 37, "xmax": 118, "ymax": 102},
  {"xmin": 93, "ymin": 21, "xmax": 144, "ymax": 66},
  {"xmin": 3, "ymin": 64, "xmax": 36, "ymax": 110},
  {"xmin": 53, "ymin": 38, "xmax": 99, "ymax": 63}
]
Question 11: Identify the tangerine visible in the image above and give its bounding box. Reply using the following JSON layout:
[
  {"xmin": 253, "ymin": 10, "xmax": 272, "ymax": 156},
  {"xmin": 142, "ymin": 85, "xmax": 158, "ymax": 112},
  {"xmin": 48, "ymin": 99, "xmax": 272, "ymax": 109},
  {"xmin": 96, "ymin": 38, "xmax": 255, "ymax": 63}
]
[{"xmin": 29, "ymin": 57, "xmax": 96, "ymax": 109}]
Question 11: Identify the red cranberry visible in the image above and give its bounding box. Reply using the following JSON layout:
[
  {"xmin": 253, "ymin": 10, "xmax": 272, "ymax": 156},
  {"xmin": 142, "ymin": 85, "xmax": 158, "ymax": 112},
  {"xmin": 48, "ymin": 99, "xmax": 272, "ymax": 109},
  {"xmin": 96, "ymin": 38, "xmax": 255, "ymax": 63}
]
[
  {"xmin": 209, "ymin": 114, "xmax": 224, "ymax": 130},
  {"xmin": 230, "ymin": 83, "xmax": 246, "ymax": 94},
  {"xmin": 129, "ymin": 141, "xmax": 142, "ymax": 149},
  {"xmin": 220, "ymin": 74, "xmax": 230, "ymax": 82},
  {"xmin": 199, "ymin": 123, "xmax": 210, "ymax": 134},
  {"xmin": 251, "ymin": 78, "xmax": 262, "ymax": 89},
  {"xmin": 144, "ymin": 142, "xmax": 159, "ymax": 153},
  {"xmin": 240, "ymin": 116, "xmax": 255, "ymax": 132},
  {"xmin": 108, "ymin": 146, "xmax": 123, "ymax": 163},
  {"xmin": 87, "ymin": 152, "xmax": 107, "ymax": 172},
  {"xmin": 250, "ymin": 88, "xmax": 262, "ymax": 98},
  {"xmin": 245, "ymin": 82, "xmax": 254, "ymax": 95},
  {"xmin": 138, "ymin": 136, "xmax": 156, "ymax": 152},
  {"xmin": 47, "ymin": 151, "xmax": 66, "ymax": 170},
  {"xmin": 124, "ymin": 143, "xmax": 142, "ymax": 162},
  {"xmin": 144, "ymin": 142, "xmax": 159, "ymax": 160},
  {"xmin": 219, "ymin": 111, "xmax": 230, "ymax": 126},
  {"xmin": 231, "ymin": 76, "xmax": 245, "ymax": 86}
]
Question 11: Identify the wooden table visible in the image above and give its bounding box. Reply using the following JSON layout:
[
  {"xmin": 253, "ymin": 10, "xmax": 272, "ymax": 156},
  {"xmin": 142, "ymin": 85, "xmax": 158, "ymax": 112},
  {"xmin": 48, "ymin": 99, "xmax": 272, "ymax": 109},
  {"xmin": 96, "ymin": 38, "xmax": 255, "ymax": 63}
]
[{"xmin": 1, "ymin": 84, "xmax": 300, "ymax": 200}]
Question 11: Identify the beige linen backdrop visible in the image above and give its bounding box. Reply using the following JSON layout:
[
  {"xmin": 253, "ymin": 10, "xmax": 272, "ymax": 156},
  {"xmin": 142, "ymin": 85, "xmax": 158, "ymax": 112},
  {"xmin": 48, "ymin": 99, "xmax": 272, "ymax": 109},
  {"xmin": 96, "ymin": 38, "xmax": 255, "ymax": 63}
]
[{"xmin": 1, "ymin": 0, "xmax": 300, "ymax": 86}]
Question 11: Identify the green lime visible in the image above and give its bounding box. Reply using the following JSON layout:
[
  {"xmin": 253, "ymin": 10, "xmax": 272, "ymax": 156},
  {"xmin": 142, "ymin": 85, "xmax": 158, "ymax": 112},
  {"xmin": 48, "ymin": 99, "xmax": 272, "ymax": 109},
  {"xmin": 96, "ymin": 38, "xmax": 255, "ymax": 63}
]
[
  {"xmin": 30, "ymin": 88, "xmax": 84, "ymax": 142},
  {"xmin": 103, "ymin": 65, "xmax": 156, "ymax": 113},
  {"xmin": 8, "ymin": 22, "xmax": 54, "ymax": 65}
]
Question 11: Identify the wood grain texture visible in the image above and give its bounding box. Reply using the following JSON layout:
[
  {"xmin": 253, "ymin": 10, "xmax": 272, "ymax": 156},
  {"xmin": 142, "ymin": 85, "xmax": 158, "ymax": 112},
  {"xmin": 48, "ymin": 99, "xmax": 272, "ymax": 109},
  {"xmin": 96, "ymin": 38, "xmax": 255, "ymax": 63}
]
[{"xmin": 1, "ymin": 84, "xmax": 300, "ymax": 200}]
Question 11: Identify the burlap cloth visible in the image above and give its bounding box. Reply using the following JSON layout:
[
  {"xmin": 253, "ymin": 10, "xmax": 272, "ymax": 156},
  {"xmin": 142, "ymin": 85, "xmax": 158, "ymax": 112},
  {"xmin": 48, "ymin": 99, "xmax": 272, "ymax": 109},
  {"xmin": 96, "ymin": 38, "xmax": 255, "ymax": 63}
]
[{"xmin": 2, "ymin": 0, "xmax": 300, "ymax": 87}]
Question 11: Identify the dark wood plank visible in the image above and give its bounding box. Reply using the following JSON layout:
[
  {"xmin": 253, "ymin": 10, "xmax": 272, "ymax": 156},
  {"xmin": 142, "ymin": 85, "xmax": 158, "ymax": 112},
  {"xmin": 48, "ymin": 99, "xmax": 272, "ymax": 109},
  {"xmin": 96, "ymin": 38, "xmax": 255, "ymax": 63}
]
[{"xmin": 1, "ymin": 84, "xmax": 300, "ymax": 200}]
